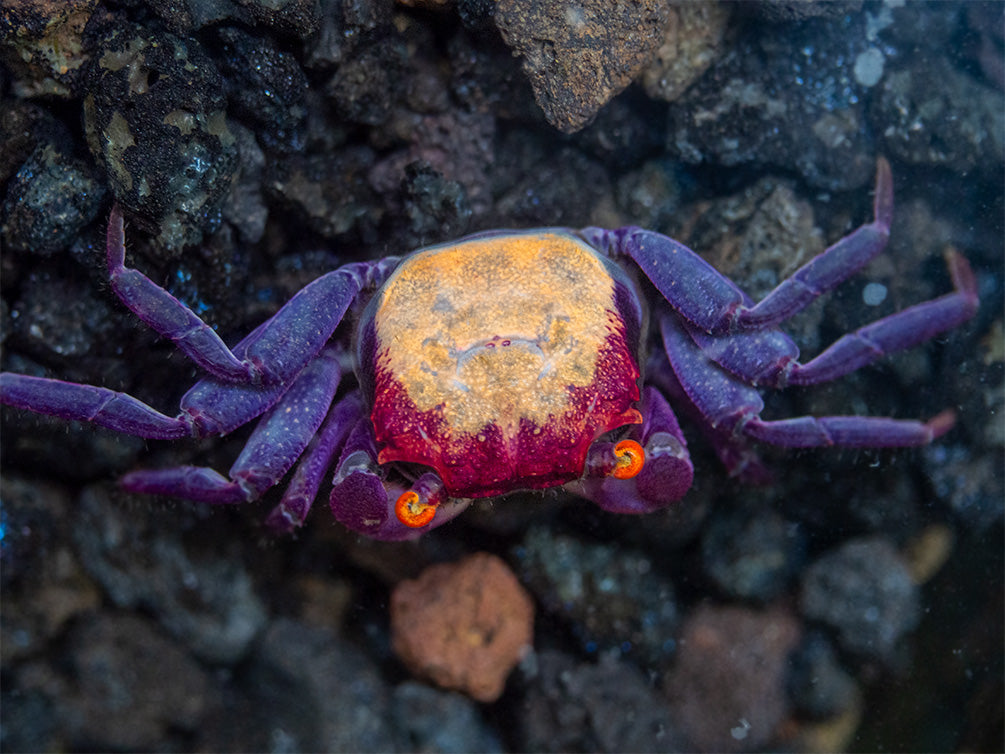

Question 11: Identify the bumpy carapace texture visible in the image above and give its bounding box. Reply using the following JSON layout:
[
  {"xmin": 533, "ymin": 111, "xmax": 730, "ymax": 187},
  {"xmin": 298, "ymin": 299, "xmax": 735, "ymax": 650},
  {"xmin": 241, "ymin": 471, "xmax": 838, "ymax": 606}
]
[{"xmin": 363, "ymin": 232, "xmax": 644, "ymax": 498}]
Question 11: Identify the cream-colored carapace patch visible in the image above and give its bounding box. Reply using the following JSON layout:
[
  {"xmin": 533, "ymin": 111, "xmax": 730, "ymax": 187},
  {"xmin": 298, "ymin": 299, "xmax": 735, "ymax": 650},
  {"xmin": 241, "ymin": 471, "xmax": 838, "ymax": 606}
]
[{"xmin": 374, "ymin": 232, "xmax": 626, "ymax": 438}]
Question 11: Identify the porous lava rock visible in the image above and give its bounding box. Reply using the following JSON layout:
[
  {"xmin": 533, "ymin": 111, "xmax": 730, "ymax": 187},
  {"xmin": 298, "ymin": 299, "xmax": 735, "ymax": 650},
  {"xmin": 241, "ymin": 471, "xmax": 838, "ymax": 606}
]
[{"xmin": 391, "ymin": 552, "xmax": 534, "ymax": 702}]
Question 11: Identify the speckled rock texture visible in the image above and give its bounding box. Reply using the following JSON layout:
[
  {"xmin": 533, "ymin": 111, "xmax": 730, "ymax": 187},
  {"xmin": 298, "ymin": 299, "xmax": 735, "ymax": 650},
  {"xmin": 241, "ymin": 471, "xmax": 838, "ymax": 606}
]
[
  {"xmin": 0, "ymin": 1, "xmax": 1002, "ymax": 752},
  {"xmin": 391, "ymin": 552, "xmax": 534, "ymax": 702},
  {"xmin": 664, "ymin": 604, "xmax": 802, "ymax": 752},
  {"xmin": 494, "ymin": 0, "xmax": 671, "ymax": 132}
]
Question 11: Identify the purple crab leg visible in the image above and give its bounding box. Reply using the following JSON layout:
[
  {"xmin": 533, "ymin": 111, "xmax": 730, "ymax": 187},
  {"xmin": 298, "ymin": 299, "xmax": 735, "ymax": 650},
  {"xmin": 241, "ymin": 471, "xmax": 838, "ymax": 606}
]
[
  {"xmin": 121, "ymin": 347, "xmax": 343, "ymax": 504},
  {"xmin": 328, "ymin": 418, "xmax": 470, "ymax": 541},
  {"xmin": 0, "ymin": 358, "xmax": 295, "ymax": 440},
  {"xmin": 0, "ymin": 373, "xmax": 192, "ymax": 439},
  {"xmin": 264, "ymin": 392, "xmax": 364, "ymax": 533},
  {"xmin": 572, "ymin": 386, "xmax": 694, "ymax": 514},
  {"xmin": 106, "ymin": 204, "xmax": 252, "ymax": 383},
  {"xmin": 645, "ymin": 353, "xmax": 772, "ymax": 483},
  {"xmin": 107, "ymin": 205, "xmax": 395, "ymax": 385},
  {"xmin": 687, "ymin": 249, "xmax": 979, "ymax": 387},
  {"xmin": 587, "ymin": 158, "xmax": 895, "ymax": 334},
  {"xmin": 661, "ymin": 312, "xmax": 953, "ymax": 450}
]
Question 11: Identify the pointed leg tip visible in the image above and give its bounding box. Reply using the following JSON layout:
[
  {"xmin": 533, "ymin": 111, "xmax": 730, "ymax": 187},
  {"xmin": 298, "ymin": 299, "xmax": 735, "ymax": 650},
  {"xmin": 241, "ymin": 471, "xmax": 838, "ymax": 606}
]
[
  {"xmin": 927, "ymin": 409, "xmax": 957, "ymax": 440},
  {"xmin": 943, "ymin": 247, "xmax": 980, "ymax": 305},
  {"xmin": 873, "ymin": 155, "xmax": 894, "ymax": 230}
]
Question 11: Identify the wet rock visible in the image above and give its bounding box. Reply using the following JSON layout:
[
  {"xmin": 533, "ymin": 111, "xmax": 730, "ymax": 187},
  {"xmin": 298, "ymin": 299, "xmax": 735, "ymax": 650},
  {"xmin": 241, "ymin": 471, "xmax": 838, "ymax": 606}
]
[
  {"xmin": 447, "ymin": 27, "xmax": 538, "ymax": 120},
  {"xmin": 637, "ymin": 0, "xmax": 732, "ymax": 103},
  {"xmin": 369, "ymin": 110, "xmax": 495, "ymax": 219},
  {"xmin": 83, "ymin": 23, "xmax": 238, "ymax": 252},
  {"xmin": 267, "ymin": 147, "xmax": 381, "ymax": 239},
  {"xmin": 391, "ymin": 681, "xmax": 504, "ymax": 753},
  {"xmin": 0, "ymin": 100, "xmax": 73, "ymax": 184},
  {"xmin": 10, "ymin": 269, "xmax": 116, "ymax": 358},
  {"xmin": 246, "ymin": 617, "xmax": 401, "ymax": 752},
  {"xmin": 701, "ymin": 504, "xmax": 806, "ymax": 602},
  {"xmin": 515, "ymin": 526, "xmax": 678, "ymax": 663},
  {"xmin": 800, "ymin": 536, "xmax": 920, "ymax": 661},
  {"xmin": 303, "ymin": 0, "xmax": 393, "ymax": 71},
  {"xmin": 144, "ymin": 0, "xmax": 322, "ymax": 38},
  {"xmin": 787, "ymin": 631, "xmax": 861, "ymax": 720},
  {"xmin": 215, "ymin": 26, "xmax": 310, "ymax": 153},
  {"xmin": 327, "ymin": 38, "xmax": 408, "ymax": 127},
  {"xmin": 391, "ymin": 552, "xmax": 534, "ymax": 702},
  {"xmin": 924, "ymin": 444, "xmax": 1004, "ymax": 532},
  {"xmin": 495, "ymin": 0, "xmax": 671, "ymax": 133},
  {"xmin": 400, "ymin": 161, "xmax": 472, "ymax": 245},
  {"xmin": 664, "ymin": 603, "xmax": 801, "ymax": 752},
  {"xmin": 141, "ymin": 0, "xmax": 234, "ymax": 34},
  {"xmin": 688, "ymin": 177, "xmax": 825, "ymax": 299},
  {"xmin": 490, "ymin": 134, "xmax": 612, "ymax": 227},
  {"xmin": 872, "ymin": 57, "xmax": 1004, "ymax": 175},
  {"xmin": 60, "ymin": 612, "xmax": 211, "ymax": 750},
  {"xmin": 2, "ymin": 144, "xmax": 107, "ymax": 255},
  {"xmin": 0, "ymin": 0, "xmax": 97, "ymax": 98},
  {"xmin": 614, "ymin": 157, "xmax": 682, "ymax": 232},
  {"xmin": 666, "ymin": 15, "xmax": 877, "ymax": 190},
  {"xmin": 72, "ymin": 484, "xmax": 268, "ymax": 663},
  {"xmin": 519, "ymin": 649, "xmax": 685, "ymax": 753},
  {"xmin": 755, "ymin": 0, "xmax": 863, "ymax": 22},
  {"xmin": 968, "ymin": 2, "xmax": 1004, "ymax": 90},
  {"xmin": 221, "ymin": 121, "xmax": 269, "ymax": 244},
  {"xmin": 572, "ymin": 92, "xmax": 668, "ymax": 171},
  {"xmin": 672, "ymin": 176, "xmax": 827, "ymax": 353},
  {"xmin": 0, "ymin": 476, "xmax": 100, "ymax": 663},
  {"xmin": 0, "ymin": 685, "xmax": 58, "ymax": 753}
]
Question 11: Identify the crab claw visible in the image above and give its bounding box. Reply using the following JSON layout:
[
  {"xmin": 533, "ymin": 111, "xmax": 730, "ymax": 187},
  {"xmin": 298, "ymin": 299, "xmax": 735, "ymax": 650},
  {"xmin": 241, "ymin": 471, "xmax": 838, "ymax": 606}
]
[
  {"xmin": 572, "ymin": 387, "xmax": 694, "ymax": 515},
  {"xmin": 329, "ymin": 420, "xmax": 469, "ymax": 540}
]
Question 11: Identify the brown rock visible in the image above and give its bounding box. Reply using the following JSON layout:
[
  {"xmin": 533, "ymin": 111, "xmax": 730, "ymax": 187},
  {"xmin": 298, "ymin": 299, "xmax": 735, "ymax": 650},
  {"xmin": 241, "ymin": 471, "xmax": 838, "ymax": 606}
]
[
  {"xmin": 495, "ymin": 0, "xmax": 671, "ymax": 133},
  {"xmin": 664, "ymin": 603, "xmax": 801, "ymax": 752},
  {"xmin": 390, "ymin": 552, "xmax": 534, "ymax": 702},
  {"xmin": 638, "ymin": 0, "xmax": 732, "ymax": 103}
]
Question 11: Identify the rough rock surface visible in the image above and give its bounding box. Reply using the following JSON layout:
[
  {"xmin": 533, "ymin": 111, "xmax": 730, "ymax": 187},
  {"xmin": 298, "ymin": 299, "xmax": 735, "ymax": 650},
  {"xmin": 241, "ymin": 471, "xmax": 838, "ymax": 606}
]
[
  {"xmin": 664, "ymin": 604, "xmax": 802, "ymax": 752},
  {"xmin": 391, "ymin": 552, "xmax": 534, "ymax": 702},
  {"xmin": 495, "ymin": 0, "xmax": 671, "ymax": 132}
]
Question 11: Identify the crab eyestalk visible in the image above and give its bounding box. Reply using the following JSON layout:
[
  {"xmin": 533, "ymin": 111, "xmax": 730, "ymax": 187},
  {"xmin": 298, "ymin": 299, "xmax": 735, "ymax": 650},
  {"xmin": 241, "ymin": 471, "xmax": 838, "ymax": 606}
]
[
  {"xmin": 585, "ymin": 438, "xmax": 646, "ymax": 480},
  {"xmin": 395, "ymin": 472, "xmax": 447, "ymax": 528}
]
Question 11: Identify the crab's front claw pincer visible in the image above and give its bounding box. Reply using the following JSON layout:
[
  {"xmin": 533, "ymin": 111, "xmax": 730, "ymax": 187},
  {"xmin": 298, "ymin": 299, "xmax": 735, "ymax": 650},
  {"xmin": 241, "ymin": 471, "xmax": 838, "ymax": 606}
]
[
  {"xmin": 574, "ymin": 386, "xmax": 693, "ymax": 514},
  {"xmin": 329, "ymin": 420, "xmax": 469, "ymax": 540}
]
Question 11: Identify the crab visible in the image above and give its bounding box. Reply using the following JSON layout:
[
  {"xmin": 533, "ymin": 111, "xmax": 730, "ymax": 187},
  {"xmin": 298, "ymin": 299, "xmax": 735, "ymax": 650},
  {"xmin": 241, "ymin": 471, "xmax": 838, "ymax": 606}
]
[{"xmin": 0, "ymin": 159, "xmax": 979, "ymax": 540}]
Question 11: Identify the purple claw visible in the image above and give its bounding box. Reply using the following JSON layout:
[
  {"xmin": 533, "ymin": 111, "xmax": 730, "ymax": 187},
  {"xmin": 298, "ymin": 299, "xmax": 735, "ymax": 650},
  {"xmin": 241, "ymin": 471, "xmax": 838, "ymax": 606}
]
[
  {"xmin": 328, "ymin": 419, "xmax": 470, "ymax": 540},
  {"xmin": 575, "ymin": 387, "xmax": 694, "ymax": 514}
]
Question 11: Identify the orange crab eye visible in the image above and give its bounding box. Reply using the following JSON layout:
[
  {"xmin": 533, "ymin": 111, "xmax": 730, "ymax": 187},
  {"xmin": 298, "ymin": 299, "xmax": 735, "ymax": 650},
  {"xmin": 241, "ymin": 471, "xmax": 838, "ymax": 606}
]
[
  {"xmin": 611, "ymin": 439, "xmax": 645, "ymax": 479},
  {"xmin": 395, "ymin": 490, "xmax": 437, "ymax": 528}
]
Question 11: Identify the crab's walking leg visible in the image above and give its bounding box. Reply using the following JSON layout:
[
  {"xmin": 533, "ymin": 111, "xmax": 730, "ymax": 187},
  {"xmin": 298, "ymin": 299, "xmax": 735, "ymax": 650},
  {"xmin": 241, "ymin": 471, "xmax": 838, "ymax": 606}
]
[
  {"xmin": 1, "ymin": 356, "xmax": 298, "ymax": 440},
  {"xmin": 328, "ymin": 419, "xmax": 469, "ymax": 541},
  {"xmin": 107, "ymin": 205, "xmax": 394, "ymax": 385},
  {"xmin": 121, "ymin": 348, "xmax": 343, "ymax": 504},
  {"xmin": 592, "ymin": 158, "xmax": 895, "ymax": 334},
  {"xmin": 661, "ymin": 313, "xmax": 952, "ymax": 451},
  {"xmin": 646, "ymin": 353, "xmax": 772, "ymax": 483},
  {"xmin": 0, "ymin": 373, "xmax": 193, "ymax": 439},
  {"xmin": 573, "ymin": 386, "xmax": 694, "ymax": 514},
  {"xmin": 688, "ymin": 249, "xmax": 980, "ymax": 387},
  {"xmin": 264, "ymin": 392, "xmax": 364, "ymax": 533}
]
